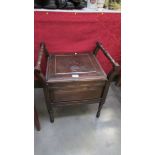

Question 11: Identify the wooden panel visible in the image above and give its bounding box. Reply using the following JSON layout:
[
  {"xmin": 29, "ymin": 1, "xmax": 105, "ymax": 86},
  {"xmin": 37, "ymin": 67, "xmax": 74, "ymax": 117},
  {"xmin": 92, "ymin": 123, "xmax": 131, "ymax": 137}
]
[
  {"xmin": 52, "ymin": 98, "xmax": 101, "ymax": 106},
  {"xmin": 47, "ymin": 80, "xmax": 105, "ymax": 87},
  {"xmin": 55, "ymin": 54, "xmax": 95, "ymax": 74},
  {"xmin": 46, "ymin": 53, "xmax": 107, "ymax": 83},
  {"xmin": 49, "ymin": 84, "xmax": 104, "ymax": 102},
  {"xmin": 48, "ymin": 80, "xmax": 105, "ymax": 102}
]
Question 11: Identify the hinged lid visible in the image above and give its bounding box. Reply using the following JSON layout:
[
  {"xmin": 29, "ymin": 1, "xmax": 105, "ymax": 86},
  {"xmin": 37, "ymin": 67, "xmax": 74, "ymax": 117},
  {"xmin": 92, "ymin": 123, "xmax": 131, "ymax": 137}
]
[{"xmin": 46, "ymin": 53, "xmax": 107, "ymax": 83}]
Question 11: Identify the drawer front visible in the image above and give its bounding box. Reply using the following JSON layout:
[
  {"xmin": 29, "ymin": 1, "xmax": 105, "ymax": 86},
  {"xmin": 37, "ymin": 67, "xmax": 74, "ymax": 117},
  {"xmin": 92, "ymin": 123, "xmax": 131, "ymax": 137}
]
[{"xmin": 49, "ymin": 81, "xmax": 105, "ymax": 102}]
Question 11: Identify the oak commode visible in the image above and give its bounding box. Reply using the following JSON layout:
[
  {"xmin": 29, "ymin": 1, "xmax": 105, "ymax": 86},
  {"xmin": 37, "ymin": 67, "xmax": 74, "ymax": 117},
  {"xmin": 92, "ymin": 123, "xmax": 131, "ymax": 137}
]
[{"xmin": 34, "ymin": 42, "xmax": 119, "ymax": 123}]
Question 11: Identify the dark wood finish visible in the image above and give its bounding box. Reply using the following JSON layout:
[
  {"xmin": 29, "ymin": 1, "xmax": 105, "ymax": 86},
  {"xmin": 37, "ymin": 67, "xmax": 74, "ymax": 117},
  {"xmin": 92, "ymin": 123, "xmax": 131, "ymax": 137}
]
[
  {"xmin": 34, "ymin": 106, "xmax": 41, "ymax": 131},
  {"xmin": 46, "ymin": 53, "xmax": 107, "ymax": 83},
  {"xmin": 35, "ymin": 42, "xmax": 120, "ymax": 123},
  {"xmin": 49, "ymin": 82, "xmax": 104, "ymax": 102},
  {"xmin": 115, "ymin": 73, "xmax": 121, "ymax": 87},
  {"xmin": 34, "ymin": 80, "xmax": 43, "ymax": 88},
  {"xmin": 93, "ymin": 41, "xmax": 120, "ymax": 117},
  {"xmin": 34, "ymin": 42, "xmax": 50, "ymax": 126},
  {"xmin": 34, "ymin": 42, "xmax": 49, "ymax": 85}
]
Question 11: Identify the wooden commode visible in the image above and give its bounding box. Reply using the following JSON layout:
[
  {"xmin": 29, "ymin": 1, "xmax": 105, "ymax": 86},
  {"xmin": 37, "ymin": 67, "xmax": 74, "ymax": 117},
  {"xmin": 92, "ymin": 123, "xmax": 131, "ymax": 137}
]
[{"xmin": 35, "ymin": 42, "xmax": 119, "ymax": 123}]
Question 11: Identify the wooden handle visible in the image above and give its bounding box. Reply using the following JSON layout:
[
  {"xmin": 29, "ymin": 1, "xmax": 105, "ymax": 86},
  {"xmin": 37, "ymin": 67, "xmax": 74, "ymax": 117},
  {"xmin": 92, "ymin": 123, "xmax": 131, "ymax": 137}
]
[
  {"xmin": 35, "ymin": 42, "xmax": 49, "ymax": 71},
  {"xmin": 35, "ymin": 43, "xmax": 44, "ymax": 71},
  {"xmin": 96, "ymin": 42, "xmax": 119, "ymax": 68},
  {"xmin": 34, "ymin": 42, "xmax": 49, "ymax": 85},
  {"xmin": 93, "ymin": 41, "xmax": 120, "ymax": 81}
]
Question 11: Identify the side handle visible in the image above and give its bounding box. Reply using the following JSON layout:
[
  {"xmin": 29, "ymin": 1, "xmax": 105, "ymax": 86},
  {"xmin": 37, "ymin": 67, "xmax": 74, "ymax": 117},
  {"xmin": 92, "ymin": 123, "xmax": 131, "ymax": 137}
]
[
  {"xmin": 93, "ymin": 41, "xmax": 120, "ymax": 81},
  {"xmin": 34, "ymin": 42, "xmax": 49, "ymax": 85}
]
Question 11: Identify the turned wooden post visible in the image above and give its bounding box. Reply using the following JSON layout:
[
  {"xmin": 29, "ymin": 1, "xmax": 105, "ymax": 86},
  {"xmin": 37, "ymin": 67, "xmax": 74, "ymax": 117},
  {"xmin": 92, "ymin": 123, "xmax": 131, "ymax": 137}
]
[
  {"xmin": 93, "ymin": 41, "xmax": 120, "ymax": 117},
  {"xmin": 34, "ymin": 42, "xmax": 54, "ymax": 123}
]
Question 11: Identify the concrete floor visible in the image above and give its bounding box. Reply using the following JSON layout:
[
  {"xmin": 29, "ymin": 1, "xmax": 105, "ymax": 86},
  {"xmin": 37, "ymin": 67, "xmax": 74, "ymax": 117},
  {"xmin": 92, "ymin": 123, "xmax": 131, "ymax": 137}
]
[{"xmin": 34, "ymin": 83, "xmax": 121, "ymax": 155}]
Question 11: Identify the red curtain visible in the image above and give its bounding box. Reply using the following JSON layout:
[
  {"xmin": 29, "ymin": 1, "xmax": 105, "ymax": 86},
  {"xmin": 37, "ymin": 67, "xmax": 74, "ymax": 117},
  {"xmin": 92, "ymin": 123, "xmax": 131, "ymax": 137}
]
[{"xmin": 34, "ymin": 12, "xmax": 121, "ymax": 74}]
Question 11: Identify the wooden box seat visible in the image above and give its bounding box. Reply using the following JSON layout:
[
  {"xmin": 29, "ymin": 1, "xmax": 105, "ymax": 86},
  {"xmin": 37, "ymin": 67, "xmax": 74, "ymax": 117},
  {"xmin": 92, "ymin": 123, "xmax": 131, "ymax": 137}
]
[{"xmin": 34, "ymin": 42, "xmax": 119, "ymax": 123}]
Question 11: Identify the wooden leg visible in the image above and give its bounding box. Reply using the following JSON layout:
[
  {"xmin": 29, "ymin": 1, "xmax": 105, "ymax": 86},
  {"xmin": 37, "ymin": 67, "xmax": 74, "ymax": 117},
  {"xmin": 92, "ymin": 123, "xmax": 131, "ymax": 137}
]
[
  {"xmin": 96, "ymin": 100, "xmax": 105, "ymax": 118},
  {"xmin": 43, "ymin": 87, "xmax": 55, "ymax": 123},
  {"xmin": 96, "ymin": 81, "xmax": 110, "ymax": 118},
  {"xmin": 34, "ymin": 106, "xmax": 41, "ymax": 131},
  {"xmin": 115, "ymin": 75, "xmax": 121, "ymax": 87},
  {"xmin": 49, "ymin": 108, "xmax": 54, "ymax": 123}
]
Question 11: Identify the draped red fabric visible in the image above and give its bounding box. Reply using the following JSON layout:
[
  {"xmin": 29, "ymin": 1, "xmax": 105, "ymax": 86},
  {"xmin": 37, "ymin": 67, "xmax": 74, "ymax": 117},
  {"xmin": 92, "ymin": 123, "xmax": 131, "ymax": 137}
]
[{"xmin": 34, "ymin": 12, "xmax": 121, "ymax": 76}]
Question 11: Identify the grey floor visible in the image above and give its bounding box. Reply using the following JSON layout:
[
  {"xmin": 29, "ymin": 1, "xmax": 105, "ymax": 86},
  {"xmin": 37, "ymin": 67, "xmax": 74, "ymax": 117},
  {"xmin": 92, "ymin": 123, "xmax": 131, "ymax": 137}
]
[{"xmin": 34, "ymin": 83, "xmax": 121, "ymax": 155}]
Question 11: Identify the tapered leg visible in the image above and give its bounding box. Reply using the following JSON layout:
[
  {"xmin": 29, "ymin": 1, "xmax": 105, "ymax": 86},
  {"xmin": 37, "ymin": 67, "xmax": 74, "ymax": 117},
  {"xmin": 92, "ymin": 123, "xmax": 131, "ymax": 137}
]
[
  {"xmin": 43, "ymin": 87, "xmax": 55, "ymax": 123},
  {"xmin": 115, "ymin": 75, "xmax": 121, "ymax": 87},
  {"xmin": 49, "ymin": 108, "xmax": 54, "ymax": 123},
  {"xmin": 34, "ymin": 106, "xmax": 41, "ymax": 131},
  {"xmin": 96, "ymin": 81, "xmax": 110, "ymax": 118},
  {"xmin": 96, "ymin": 100, "xmax": 105, "ymax": 118}
]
